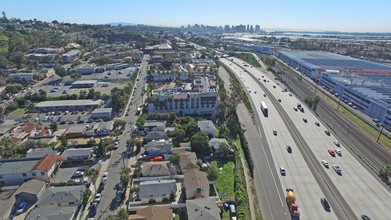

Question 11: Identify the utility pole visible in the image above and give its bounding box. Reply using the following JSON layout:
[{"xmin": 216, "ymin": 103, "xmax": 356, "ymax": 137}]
[{"xmin": 377, "ymin": 125, "xmax": 384, "ymax": 143}]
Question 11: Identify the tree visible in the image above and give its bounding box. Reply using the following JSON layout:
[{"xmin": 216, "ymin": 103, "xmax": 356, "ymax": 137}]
[
  {"xmin": 190, "ymin": 132, "xmax": 211, "ymax": 156},
  {"xmin": 107, "ymin": 208, "xmax": 128, "ymax": 220},
  {"xmin": 49, "ymin": 122, "xmax": 58, "ymax": 131},
  {"xmin": 186, "ymin": 120, "xmax": 199, "ymax": 138},
  {"xmin": 169, "ymin": 154, "xmax": 180, "ymax": 167},
  {"xmin": 219, "ymin": 143, "xmax": 232, "ymax": 156},
  {"xmin": 2, "ymin": 11, "xmax": 7, "ymax": 21},
  {"xmin": 120, "ymin": 172, "xmax": 130, "ymax": 189},
  {"xmin": 70, "ymin": 73, "xmax": 82, "ymax": 80},
  {"xmin": 312, "ymin": 96, "xmax": 320, "ymax": 111},
  {"xmin": 0, "ymin": 54, "xmax": 8, "ymax": 68},
  {"xmin": 114, "ymin": 120, "xmax": 126, "ymax": 129},
  {"xmin": 136, "ymin": 117, "xmax": 146, "ymax": 131},
  {"xmin": 379, "ymin": 164, "xmax": 391, "ymax": 180},
  {"xmin": 207, "ymin": 164, "xmax": 219, "ymax": 181},
  {"xmin": 81, "ymin": 189, "xmax": 91, "ymax": 206},
  {"xmin": 172, "ymin": 126, "xmax": 185, "ymax": 147},
  {"xmin": 10, "ymin": 52, "xmax": 25, "ymax": 69},
  {"xmin": 97, "ymin": 138, "xmax": 107, "ymax": 157},
  {"xmin": 55, "ymin": 66, "xmax": 67, "ymax": 77}
]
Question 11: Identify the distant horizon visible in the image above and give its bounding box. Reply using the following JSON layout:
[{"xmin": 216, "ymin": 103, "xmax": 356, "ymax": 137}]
[{"xmin": 2, "ymin": 0, "xmax": 391, "ymax": 33}]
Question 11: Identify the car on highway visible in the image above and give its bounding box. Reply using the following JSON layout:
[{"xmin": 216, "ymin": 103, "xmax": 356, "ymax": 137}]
[
  {"xmin": 321, "ymin": 160, "xmax": 329, "ymax": 168},
  {"xmin": 16, "ymin": 201, "xmax": 27, "ymax": 215},
  {"xmin": 328, "ymin": 149, "xmax": 336, "ymax": 157},
  {"xmin": 321, "ymin": 198, "xmax": 331, "ymax": 211},
  {"xmin": 273, "ymin": 130, "xmax": 277, "ymax": 135},
  {"xmin": 273, "ymin": 85, "xmax": 276, "ymax": 88},
  {"xmin": 254, "ymin": 91, "xmax": 257, "ymax": 94},
  {"xmin": 278, "ymin": 99, "xmax": 281, "ymax": 102},
  {"xmin": 263, "ymin": 94, "xmax": 266, "ymax": 97},
  {"xmin": 325, "ymin": 130, "xmax": 330, "ymax": 136},
  {"xmin": 289, "ymin": 93, "xmax": 292, "ymax": 96},
  {"xmin": 332, "ymin": 165, "xmax": 342, "ymax": 174},
  {"xmin": 280, "ymin": 167, "xmax": 286, "ymax": 176},
  {"xmin": 335, "ymin": 149, "xmax": 342, "ymax": 156},
  {"xmin": 303, "ymin": 118, "xmax": 307, "ymax": 123},
  {"xmin": 334, "ymin": 141, "xmax": 340, "ymax": 147},
  {"xmin": 293, "ymin": 107, "xmax": 298, "ymax": 111},
  {"xmin": 315, "ymin": 122, "xmax": 320, "ymax": 126},
  {"xmin": 361, "ymin": 214, "xmax": 371, "ymax": 220},
  {"xmin": 286, "ymin": 145, "xmax": 292, "ymax": 153}
]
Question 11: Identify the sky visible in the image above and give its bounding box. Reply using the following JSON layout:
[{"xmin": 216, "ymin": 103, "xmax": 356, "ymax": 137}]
[{"xmin": 1, "ymin": 0, "xmax": 391, "ymax": 32}]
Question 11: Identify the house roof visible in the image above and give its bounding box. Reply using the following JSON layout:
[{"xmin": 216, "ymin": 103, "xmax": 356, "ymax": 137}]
[
  {"xmin": 22, "ymin": 123, "xmax": 36, "ymax": 132},
  {"xmin": 209, "ymin": 138, "xmax": 229, "ymax": 150},
  {"xmin": 141, "ymin": 162, "xmax": 171, "ymax": 177},
  {"xmin": 91, "ymin": 107, "xmax": 112, "ymax": 114},
  {"xmin": 144, "ymin": 140, "xmax": 173, "ymax": 153},
  {"xmin": 144, "ymin": 120, "xmax": 167, "ymax": 128},
  {"xmin": 65, "ymin": 125, "xmax": 86, "ymax": 134},
  {"xmin": 15, "ymin": 179, "xmax": 46, "ymax": 196},
  {"xmin": 25, "ymin": 204, "xmax": 76, "ymax": 220},
  {"xmin": 31, "ymin": 154, "xmax": 62, "ymax": 172},
  {"xmin": 97, "ymin": 121, "xmax": 114, "ymax": 131},
  {"xmin": 26, "ymin": 148, "xmax": 59, "ymax": 158},
  {"xmin": 135, "ymin": 206, "xmax": 173, "ymax": 220},
  {"xmin": 138, "ymin": 180, "xmax": 176, "ymax": 199},
  {"xmin": 62, "ymin": 148, "xmax": 92, "ymax": 158},
  {"xmin": 186, "ymin": 198, "xmax": 220, "ymax": 220},
  {"xmin": 183, "ymin": 169, "xmax": 209, "ymax": 190},
  {"xmin": 0, "ymin": 158, "xmax": 40, "ymax": 175},
  {"xmin": 144, "ymin": 131, "xmax": 168, "ymax": 141},
  {"xmin": 36, "ymin": 185, "xmax": 83, "ymax": 207},
  {"xmin": 179, "ymin": 152, "xmax": 198, "ymax": 170},
  {"xmin": 197, "ymin": 121, "xmax": 216, "ymax": 135}
]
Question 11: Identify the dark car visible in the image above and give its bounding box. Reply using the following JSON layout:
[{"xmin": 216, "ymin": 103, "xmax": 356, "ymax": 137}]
[
  {"xmin": 89, "ymin": 202, "xmax": 98, "ymax": 216},
  {"xmin": 325, "ymin": 130, "xmax": 330, "ymax": 136},
  {"xmin": 361, "ymin": 215, "xmax": 371, "ymax": 220},
  {"xmin": 98, "ymin": 181, "xmax": 105, "ymax": 192},
  {"xmin": 286, "ymin": 146, "xmax": 292, "ymax": 153},
  {"xmin": 321, "ymin": 198, "xmax": 331, "ymax": 211}
]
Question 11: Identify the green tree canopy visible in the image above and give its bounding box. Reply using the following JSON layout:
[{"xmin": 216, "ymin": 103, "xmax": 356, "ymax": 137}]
[
  {"xmin": 54, "ymin": 66, "xmax": 67, "ymax": 77},
  {"xmin": 190, "ymin": 131, "xmax": 211, "ymax": 156}
]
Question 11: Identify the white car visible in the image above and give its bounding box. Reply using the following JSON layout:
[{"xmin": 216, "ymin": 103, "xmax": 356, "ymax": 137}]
[
  {"xmin": 335, "ymin": 149, "xmax": 342, "ymax": 156},
  {"xmin": 280, "ymin": 167, "xmax": 286, "ymax": 176},
  {"xmin": 332, "ymin": 165, "xmax": 341, "ymax": 173},
  {"xmin": 321, "ymin": 160, "xmax": 329, "ymax": 168},
  {"xmin": 102, "ymin": 172, "xmax": 109, "ymax": 181},
  {"xmin": 94, "ymin": 193, "xmax": 102, "ymax": 203},
  {"xmin": 334, "ymin": 141, "xmax": 340, "ymax": 147}
]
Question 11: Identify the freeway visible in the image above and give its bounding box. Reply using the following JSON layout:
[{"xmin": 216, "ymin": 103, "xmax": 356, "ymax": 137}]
[
  {"xmin": 232, "ymin": 56, "xmax": 391, "ymax": 219},
  {"xmin": 221, "ymin": 59, "xmax": 339, "ymax": 219},
  {"xmin": 94, "ymin": 56, "xmax": 148, "ymax": 220}
]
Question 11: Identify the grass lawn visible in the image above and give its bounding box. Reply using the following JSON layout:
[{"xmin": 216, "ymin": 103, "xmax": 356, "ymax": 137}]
[
  {"xmin": 11, "ymin": 108, "xmax": 26, "ymax": 114},
  {"xmin": 235, "ymin": 53, "xmax": 261, "ymax": 67},
  {"xmin": 213, "ymin": 161, "xmax": 235, "ymax": 196}
]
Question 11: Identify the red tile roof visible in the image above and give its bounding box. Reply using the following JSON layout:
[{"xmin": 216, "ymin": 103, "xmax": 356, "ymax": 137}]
[
  {"xmin": 22, "ymin": 123, "xmax": 36, "ymax": 133},
  {"xmin": 31, "ymin": 154, "xmax": 62, "ymax": 172}
]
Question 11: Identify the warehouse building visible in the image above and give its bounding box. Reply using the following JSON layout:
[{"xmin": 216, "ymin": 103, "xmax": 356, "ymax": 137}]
[
  {"xmin": 277, "ymin": 50, "xmax": 391, "ymax": 129},
  {"xmin": 35, "ymin": 99, "xmax": 102, "ymax": 112},
  {"xmin": 90, "ymin": 108, "xmax": 112, "ymax": 119}
]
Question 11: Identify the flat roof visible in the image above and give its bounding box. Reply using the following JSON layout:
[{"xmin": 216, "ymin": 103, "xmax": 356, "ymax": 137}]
[
  {"xmin": 279, "ymin": 50, "xmax": 391, "ymax": 73},
  {"xmin": 91, "ymin": 108, "xmax": 112, "ymax": 113},
  {"xmin": 36, "ymin": 99, "xmax": 102, "ymax": 108},
  {"xmin": 0, "ymin": 158, "xmax": 40, "ymax": 175},
  {"xmin": 72, "ymin": 80, "xmax": 98, "ymax": 84}
]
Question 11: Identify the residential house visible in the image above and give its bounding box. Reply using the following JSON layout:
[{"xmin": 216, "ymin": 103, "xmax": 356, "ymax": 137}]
[
  {"xmin": 179, "ymin": 152, "xmax": 199, "ymax": 172},
  {"xmin": 144, "ymin": 140, "xmax": 173, "ymax": 156},
  {"xmin": 144, "ymin": 131, "xmax": 168, "ymax": 142},
  {"xmin": 183, "ymin": 169, "xmax": 209, "ymax": 199},
  {"xmin": 96, "ymin": 121, "xmax": 114, "ymax": 136},
  {"xmin": 141, "ymin": 161, "xmax": 172, "ymax": 177},
  {"xmin": 65, "ymin": 125, "xmax": 86, "ymax": 138},
  {"xmin": 209, "ymin": 138, "xmax": 232, "ymax": 155},
  {"xmin": 25, "ymin": 185, "xmax": 84, "ymax": 220},
  {"xmin": 61, "ymin": 148, "xmax": 93, "ymax": 161},
  {"xmin": 26, "ymin": 148, "xmax": 59, "ymax": 158},
  {"xmin": 143, "ymin": 120, "xmax": 167, "ymax": 133},
  {"xmin": 7, "ymin": 123, "xmax": 37, "ymax": 144},
  {"xmin": 197, "ymin": 121, "xmax": 216, "ymax": 138},
  {"xmin": 8, "ymin": 73, "xmax": 35, "ymax": 84},
  {"xmin": 0, "ymin": 154, "xmax": 62, "ymax": 186},
  {"xmin": 138, "ymin": 179, "xmax": 177, "ymax": 203},
  {"xmin": 186, "ymin": 198, "xmax": 221, "ymax": 220},
  {"xmin": 128, "ymin": 206, "xmax": 173, "ymax": 220},
  {"xmin": 0, "ymin": 179, "xmax": 46, "ymax": 219}
]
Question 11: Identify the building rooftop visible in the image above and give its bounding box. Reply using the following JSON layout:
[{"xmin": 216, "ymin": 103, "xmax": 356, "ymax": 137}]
[
  {"xmin": 71, "ymin": 80, "xmax": 98, "ymax": 85},
  {"xmin": 36, "ymin": 185, "xmax": 83, "ymax": 207},
  {"xmin": 186, "ymin": 198, "xmax": 220, "ymax": 220},
  {"xmin": 141, "ymin": 161, "xmax": 172, "ymax": 177},
  {"xmin": 279, "ymin": 50, "xmax": 391, "ymax": 73},
  {"xmin": 0, "ymin": 158, "xmax": 40, "ymax": 175},
  {"xmin": 91, "ymin": 107, "xmax": 112, "ymax": 114},
  {"xmin": 133, "ymin": 206, "xmax": 173, "ymax": 220},
  {"xmin": 26, "ymin": 204, "xmax": 76, "ymax": 220},
  {"xmin": 138, "ymin": 179, "xmax": 176, "ymax": 199},
  {"xmin": 36, "ymin": 99, "xmax": 102, "ymax": 108},
  {"xmin": 183, "ymin": 169, "xmax": 209, "ymax": 190},
  {"xmin": 31, "ymin": 154, "xmax": 62, "ymax": 172}
]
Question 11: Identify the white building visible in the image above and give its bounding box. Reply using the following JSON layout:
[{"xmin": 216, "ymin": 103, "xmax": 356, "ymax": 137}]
[
  {"xmin": 71, "ymin": 80, "xmax": 98, "ymax": 88},
  {"xmin": 62, "ymin": 49, "xmax": 82, "ymax": 63},
  {"xmin": 8, "ymin": 73, "xmax": 34, "ymax": 84},
  {"xmin": 90, "ymin": 108, "xmax": 112, "ymax": 119}
]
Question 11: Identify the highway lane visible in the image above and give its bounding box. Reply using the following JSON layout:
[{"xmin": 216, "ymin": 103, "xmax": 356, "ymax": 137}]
[
  {"xmin": 222, "ymin": 60, "xmax": 338, "ymax": 220},
  {"xmin": 218, "ymin": 66, "xmax": 287, "ymax": 220},
  {"xmin": 236, "ymin": 57, "xmax": 391, "ymax": 219},
  {"xmin": 95, "ymin": 56, "xmax": 148, "ymax": 220}
]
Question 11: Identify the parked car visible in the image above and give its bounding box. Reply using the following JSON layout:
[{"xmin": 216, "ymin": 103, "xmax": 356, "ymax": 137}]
[
  {"xmin": 73, "ymin": 171, "xmax": 84, "ymax": 177},
  {"xmin": 116, "ymin": 190, "xmax": 123, "ymax": 202},
  {"xmin": 102, "ymin": 172, "xmax": 109, "ymax": 181},
  {"xmin": 94, "ymin": 193, "xmax": 102, "ymax": 203},
  {"xmin": 15, "ymin": 201, "xmax": 27, "ymax": 215},
  {"xmin": 89, "ymin": 202, "xmax": 98, "ymax": 216}
]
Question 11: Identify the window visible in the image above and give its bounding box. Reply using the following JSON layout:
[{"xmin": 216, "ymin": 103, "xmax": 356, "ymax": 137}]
[
  {"xmin": 196, "ymin": 188, "xmax": 202, "ymax": 193},
  {"xmin": 0, "ymin": 175, "xmax": 2, "ymax": 179},
  {"xmin": 22, "ymin": 173, "xmax": 27, "ymax": 177},
  {"xmin": 32, "ymin": 172, "xmax": 36, "ymax": 176},
  {"xmin": 41, "ymin": 172, "xmax": 45, "ymax": 176}
]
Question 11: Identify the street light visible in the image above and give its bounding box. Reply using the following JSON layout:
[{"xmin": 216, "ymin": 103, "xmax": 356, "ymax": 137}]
[{"xmin": 377, "ymin": 124, "xmax": 384, "ymax": 143}]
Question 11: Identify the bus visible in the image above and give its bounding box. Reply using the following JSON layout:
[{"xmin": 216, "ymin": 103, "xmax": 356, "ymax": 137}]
[{"xmin": 261, "ymin": 101, "xmax": 268, "ymax": 117}]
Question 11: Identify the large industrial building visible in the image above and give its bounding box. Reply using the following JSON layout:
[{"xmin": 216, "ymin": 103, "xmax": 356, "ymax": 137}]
[
  {"xmin": 277, "ymin": 50, "xmax": 391, "ymax": 128},
  {"xmin": 35, "ymin": 99, "xmax": 103, "ymax": 112}
]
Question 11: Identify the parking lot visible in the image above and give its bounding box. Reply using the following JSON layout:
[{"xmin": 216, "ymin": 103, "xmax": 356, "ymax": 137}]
[{"xmin": 37, "ymin": 81, "xmax": 125, "ymax": 97}]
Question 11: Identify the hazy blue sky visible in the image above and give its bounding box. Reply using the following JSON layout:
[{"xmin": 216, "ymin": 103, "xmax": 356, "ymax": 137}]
[{"xmin": 2, "ymin": 0, "xmax": 391, "ymax": 32}]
